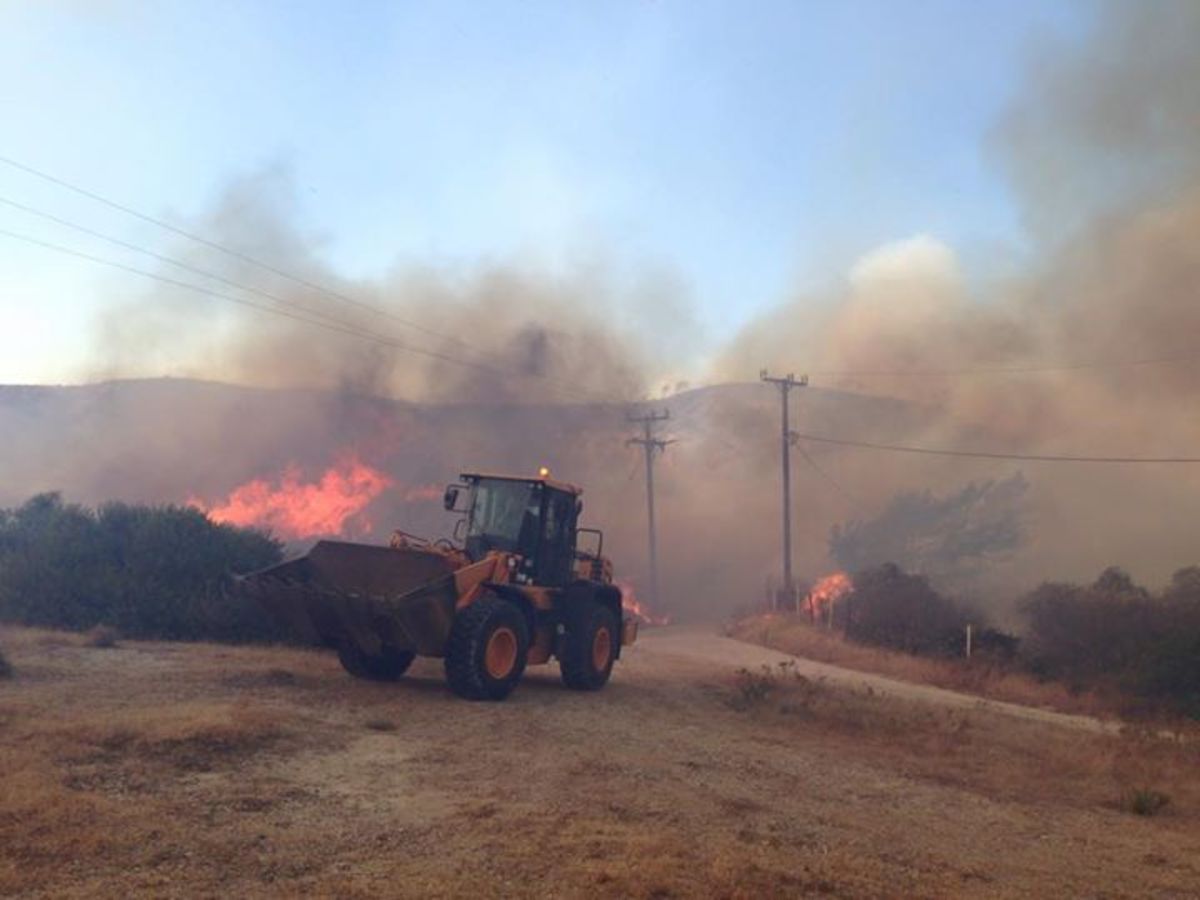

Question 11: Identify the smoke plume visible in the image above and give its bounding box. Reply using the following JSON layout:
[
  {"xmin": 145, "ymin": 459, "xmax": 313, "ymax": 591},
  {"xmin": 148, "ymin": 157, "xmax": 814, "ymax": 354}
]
[
  {"xmin": 711, "ymin": 0, "xmax": 1200, "ymax": 600},
  {"xmin": 5, "ymin": 2, "xmax": 1199, "ymax": 621}
]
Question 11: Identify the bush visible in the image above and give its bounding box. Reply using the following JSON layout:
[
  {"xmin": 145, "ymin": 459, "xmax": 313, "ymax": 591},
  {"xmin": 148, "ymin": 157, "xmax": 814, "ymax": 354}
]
[
  {"xmin": 841, "ymin": 563, "xmax": 971, "ymax": 657},
  {"xmin": 84, "ymin": 624, "xmax": 120, "ymax": 648},
  {"xmin": 1021, "ymin": 566, "xmax": 1200, "ymax": 711},
  {"xmin": 1121, "ymin": 786, "xmax": 1170, "ymax": 817},
  {"xmin": 0, "ymin": 492, "xmax": 286, "ymax": 643}
]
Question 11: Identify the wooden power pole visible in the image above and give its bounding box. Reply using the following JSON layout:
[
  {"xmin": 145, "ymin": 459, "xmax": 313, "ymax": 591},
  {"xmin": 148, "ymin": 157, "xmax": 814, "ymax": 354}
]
[
  {"xmin": 760, "ymin": 370, "xmax": 807, "ymax": 610},
  {"xmin": 627, "ymin": 408, "xmax": 672, "ymax": 609}
]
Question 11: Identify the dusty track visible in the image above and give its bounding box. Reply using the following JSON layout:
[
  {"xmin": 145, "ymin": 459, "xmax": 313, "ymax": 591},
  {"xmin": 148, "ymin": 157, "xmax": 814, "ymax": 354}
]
[
  {"xmin": 651, "ymin": 627, "xmax": 1116, "ymax": 734},
  {"xmin": 1, "ymin": 624, "xmax": 1198, "ymax": 898}
]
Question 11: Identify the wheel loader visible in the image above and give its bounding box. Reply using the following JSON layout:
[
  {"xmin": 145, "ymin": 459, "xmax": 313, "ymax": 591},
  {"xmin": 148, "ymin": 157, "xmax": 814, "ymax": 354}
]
[{"xmin": 236, "ymin": 471, "xmax": 637, "ymax": 700}]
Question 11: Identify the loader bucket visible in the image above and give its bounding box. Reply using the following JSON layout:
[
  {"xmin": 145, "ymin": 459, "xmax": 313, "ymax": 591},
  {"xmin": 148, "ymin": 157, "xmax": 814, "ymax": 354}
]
[{"xmin": 235, "ymin": 540, "xmax": 461, "ymax": 657}]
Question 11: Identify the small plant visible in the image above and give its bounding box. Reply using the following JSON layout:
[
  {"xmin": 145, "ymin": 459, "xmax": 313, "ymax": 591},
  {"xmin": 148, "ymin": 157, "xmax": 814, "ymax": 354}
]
[
  {"xmin": 85, "ymin": 625, "xmax": 119, "ymax": 648},
  {"xmin": 732, "ymin": 666, "xmax": 777, "ymax": 709},
  {"xmin": 1122, "ymin": 786, "xmax": 1170, "ymax": 817}
]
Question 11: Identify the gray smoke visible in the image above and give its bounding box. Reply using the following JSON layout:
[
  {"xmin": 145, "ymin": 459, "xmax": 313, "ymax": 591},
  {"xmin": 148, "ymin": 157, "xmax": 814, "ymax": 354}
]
[
  {"xmin": 829, "ymin": 474, "xmax": 1028, "ymax": 591},
  {"xmin": 46, "ymin": 1, "xmax": 1200, "ymax": 620},
  {"xmin": 712, "ymin": 1, "xmax": 1200, "ymax": 596}
]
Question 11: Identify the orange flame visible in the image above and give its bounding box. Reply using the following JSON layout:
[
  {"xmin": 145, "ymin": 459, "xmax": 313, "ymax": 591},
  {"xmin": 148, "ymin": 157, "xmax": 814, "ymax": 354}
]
[
  {"xmin": 805, "ymin": 572, "xmax": 853, "ymax": 619},
  {"xmin": 190, "ymin": 454, "xmax": 393, "ymax": 540},
  {"xmin": 401, "ymin": 484, "xmax": 443, "ymax": 503},
  {"xmin": 618, "ymin": 581, "xmax": 671, "ymax": 626}
]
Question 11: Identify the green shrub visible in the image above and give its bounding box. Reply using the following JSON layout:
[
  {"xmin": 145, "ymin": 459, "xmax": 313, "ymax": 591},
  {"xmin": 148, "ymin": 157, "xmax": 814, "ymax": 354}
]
[
  {"xmin": 842, "ymin": 563, "xmax": 970, "ymax": 657},
  {"xmin": 1121, "ymin": 786, "xmax": 1170, "ymax": 817},
  {"xmin": 0, "ymin": 492, "xmax": 286, "ymax": 643},
  {"xmin": 1021, "ymin": 567, "xmax": 1200, "ymax": 710}
]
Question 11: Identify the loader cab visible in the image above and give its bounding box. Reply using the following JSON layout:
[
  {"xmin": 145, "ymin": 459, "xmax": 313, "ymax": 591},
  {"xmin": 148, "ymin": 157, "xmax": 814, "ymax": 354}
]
[{"xmin": 455, "ymin": 473, "xmax": 580, "ymax": 586}]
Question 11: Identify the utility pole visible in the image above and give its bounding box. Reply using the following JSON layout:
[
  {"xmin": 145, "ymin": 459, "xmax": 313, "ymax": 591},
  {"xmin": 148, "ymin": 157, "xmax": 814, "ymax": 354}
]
[
  {"xmin": 627, "ymin": 408, "xmax": 673, "ymax": 610},
  {"xmin": 760, "ymin": 370, "xmax": 808, "ymax": 611}
]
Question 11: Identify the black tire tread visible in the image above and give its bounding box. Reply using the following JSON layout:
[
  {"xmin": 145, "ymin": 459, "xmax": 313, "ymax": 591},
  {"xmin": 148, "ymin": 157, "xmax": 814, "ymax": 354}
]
[
  {"xmin": 337, "ymin": 641, "xmax": 415, "ymax": 681},
  {"xmin": 445, "ymin": 595, "xmax": 529, "ymax": 701},
  {"xmin": 560, "ymin": 600, "xmax": 618, "ymax": 691}
]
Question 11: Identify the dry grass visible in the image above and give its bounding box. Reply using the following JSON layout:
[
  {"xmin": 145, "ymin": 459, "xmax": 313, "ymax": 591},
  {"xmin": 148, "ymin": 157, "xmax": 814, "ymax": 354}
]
[
  {"xmin": 0, "ymin": 697, "xmax": 293, "ymax": 895},
  {"xmin": 726, "ymin": 659, "xmax": 1200, "ymax": 821},
  {"xmin": 3, "ymin": 622, "xmax": 1199, "ymax": 897},
  {"xmin": 83, "ymin": 624, "xmax": 120, "ymax": 648},
  {"xmin": 730, "ymin": 613, "xmax": 1119, "ymax": 718}
]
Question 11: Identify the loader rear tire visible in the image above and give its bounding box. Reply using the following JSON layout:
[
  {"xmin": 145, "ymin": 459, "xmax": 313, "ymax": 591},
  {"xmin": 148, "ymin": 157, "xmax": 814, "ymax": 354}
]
[
  {"xmin": 560, "ymin": 600, "xmax": 617, "ymax": 691},
  {"xmin": 445, "ymin": 595, "xmax": 529, "ymax": 701},
  {"xmin": 337, "ymin": 641, "xmax": 414, "ymax": 681}
]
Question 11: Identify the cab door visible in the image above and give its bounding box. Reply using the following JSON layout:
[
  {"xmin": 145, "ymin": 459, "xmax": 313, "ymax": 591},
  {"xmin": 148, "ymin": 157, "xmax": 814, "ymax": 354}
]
[{"xmin": 537, "ymin": 488, "xmax": 578, "ymax": 586}]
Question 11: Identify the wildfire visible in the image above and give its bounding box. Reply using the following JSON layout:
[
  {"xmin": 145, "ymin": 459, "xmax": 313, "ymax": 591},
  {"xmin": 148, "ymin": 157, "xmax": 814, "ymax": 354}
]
[
  {"xmin": 805, "ymin": 571, "xmax": 852, "ymax": 620},
  {"xmin": 618, "ymin": 581, "xmax": 671, "ymax": 626},
  {"xmin": 190, "ymin": 453, "xmax": 393, "ymax": 540},
  {"xmin": 401, "ymin": 484, "xmax": 443, "ymax": 503}
]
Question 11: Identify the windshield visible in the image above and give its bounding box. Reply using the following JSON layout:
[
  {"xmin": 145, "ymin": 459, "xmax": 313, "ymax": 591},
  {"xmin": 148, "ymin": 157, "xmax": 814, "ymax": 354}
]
[{"xmin": 466, "ymin": 479, "xmax": 541, "ymax": 557}]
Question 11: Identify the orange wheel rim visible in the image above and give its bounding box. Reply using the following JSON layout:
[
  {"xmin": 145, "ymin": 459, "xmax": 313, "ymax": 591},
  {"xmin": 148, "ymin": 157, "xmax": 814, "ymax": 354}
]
[
  {"xmin": 591, "ymin": 626, "xmax": 612, "ymax": 671},
  {"xmin": 485, "ymin": 626, "xmax": 518, "ymax": 679}
]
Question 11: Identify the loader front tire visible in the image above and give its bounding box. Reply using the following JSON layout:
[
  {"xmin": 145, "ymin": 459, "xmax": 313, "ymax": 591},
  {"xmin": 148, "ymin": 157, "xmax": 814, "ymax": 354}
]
[
  {"xmin": 445, "ymin": 595, "xmax": 529, "ymax": 701},
  {"xmin": 337, "ymin": 641, "xmax": 414, "ymax": 681},
  {"xmin": 560, "ymin": 600, "xmax": 618, "ymax": 691}
]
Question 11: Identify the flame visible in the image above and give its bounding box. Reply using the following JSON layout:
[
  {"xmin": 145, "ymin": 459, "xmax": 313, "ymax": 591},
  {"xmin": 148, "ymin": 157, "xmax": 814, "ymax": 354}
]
[
  {"xmin": 618, "ymin": 581, "xmax": 671, "ymax": 626},
  {"xmin": 190, "ymin": 453, "xmax": 393, "ymax": 540},
  {"xmin": 805, "ymin": 572, "xmax": 853, "ymax": 619},
  {"xmin": 401, "ymin": 484, "xmax": 443, "ymax": 503}
]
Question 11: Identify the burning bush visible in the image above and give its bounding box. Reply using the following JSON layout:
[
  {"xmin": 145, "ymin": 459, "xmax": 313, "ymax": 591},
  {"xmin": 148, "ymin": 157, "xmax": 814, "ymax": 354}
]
[
  {"xmin": 1021, "ymin": 566, "xmax": 1200, "ymax": 711},
  {"xmin": 0, "ymin": 493, "xmax": 285, "ymax": 642},
  {"xmin": 841, "ymin": 563, "xmax": 972, "ymax": 657}
]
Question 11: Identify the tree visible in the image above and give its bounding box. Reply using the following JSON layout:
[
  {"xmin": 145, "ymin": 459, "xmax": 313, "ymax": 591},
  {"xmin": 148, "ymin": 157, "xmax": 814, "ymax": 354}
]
[
  {"xmin": 0, "ymin": 493, "xmax": 286, "ymax": 642},
  {"xmin": 842, "ymin": 563, "xmax": 970, "ymax": 656},
  {"xmin": 830, "ymin": 475, "xmax": 1027, "ymax": 591}
]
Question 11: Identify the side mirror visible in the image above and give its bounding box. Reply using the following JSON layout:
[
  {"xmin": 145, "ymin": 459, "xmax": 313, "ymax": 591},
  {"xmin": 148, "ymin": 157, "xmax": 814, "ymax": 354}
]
[
  {"xmin": 443, "ymin": 486, "xmax": 460, "ymax": 511},
  {"xmin": 576, "ymin": 527, "xmax": 604, "ymax": 559}
]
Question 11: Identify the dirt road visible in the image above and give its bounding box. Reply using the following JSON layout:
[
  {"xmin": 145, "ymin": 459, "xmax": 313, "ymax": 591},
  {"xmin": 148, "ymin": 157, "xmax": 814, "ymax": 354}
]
[
  {"xmin": 2, "ymin": 624, "xmax": 1198, "ymax": 898},
  {"xmin": 650, "ymin": 626, "xmax": 1117, "ymax": 734}
]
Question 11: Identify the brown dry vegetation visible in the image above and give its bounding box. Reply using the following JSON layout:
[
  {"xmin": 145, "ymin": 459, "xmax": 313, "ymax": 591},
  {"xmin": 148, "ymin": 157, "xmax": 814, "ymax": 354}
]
[
  {"xmin": 2, "ymin": 624, "xmax": 1200, "ymax": 898},
  {"xmin": 729, "ymin": 613, "xmax": 1124, "ymax": 720},
  {"xmin": 728, "ymin": 659, "xmax": 1200, "ymax": 817}
]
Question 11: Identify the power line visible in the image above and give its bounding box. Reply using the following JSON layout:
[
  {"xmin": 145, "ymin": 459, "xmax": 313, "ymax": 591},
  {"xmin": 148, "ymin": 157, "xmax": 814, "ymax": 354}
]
[
  {"xmin": 790, "ymin": 435, "xmax": 860, "ymax": 509},
  {"xmin": 790, "ymin": 431, "xmax": 1200, "ymax": 464},
  {"xmin": 0, "ymin": 193, "xmax": 419, "ymax": 341},
  {"xmin": 0, "ymin": 154, "xmax": 489, "ymax": 352},
  {"xmin": 0, "ymin": 176, "xmax": 623, "ymax": 403},
  {"xmin": 0, "ymin": 224, "xmax": 492, "ymax": 369},
  {"xmin": 806, "ymin": 352, "xmax": 1200, "ymax": 379},
  {"xmin": 0, "ymin": 224, "xmax": 615, "ymax": 405},
  {"xmin": 5, "ymin": 157, "xmax": 1194, "ymax": 397}
]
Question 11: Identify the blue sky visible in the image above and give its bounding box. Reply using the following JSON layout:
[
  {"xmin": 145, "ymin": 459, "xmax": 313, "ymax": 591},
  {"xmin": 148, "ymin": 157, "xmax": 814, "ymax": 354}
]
[{"xmin": 0, "ymin": 0, "xmax": 1090, "ymax": 383}]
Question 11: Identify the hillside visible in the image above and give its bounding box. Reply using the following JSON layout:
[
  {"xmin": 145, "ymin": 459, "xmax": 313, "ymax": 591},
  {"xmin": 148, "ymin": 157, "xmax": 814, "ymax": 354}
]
[{"xmin": 0, "ymin": 378, "xmax": 947, "ymax": 619}]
